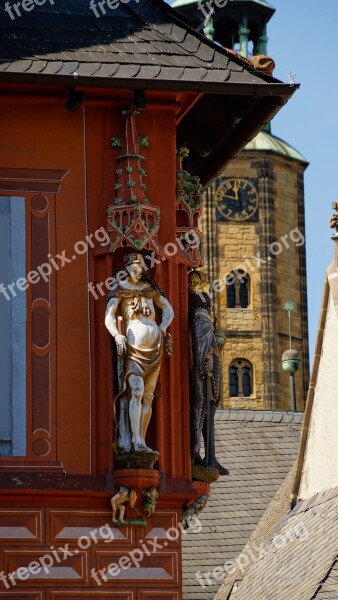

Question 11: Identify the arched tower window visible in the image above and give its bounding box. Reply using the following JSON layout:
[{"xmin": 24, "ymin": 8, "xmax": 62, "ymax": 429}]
[
  {"xmin": 229, "ymin": 365, "xmax": 238, "ymax": 397},
  {"xmin": 226, "ymin": 270, "xmax": 250, "ymax": 308},
  {"xmin": 227, "ymin": 278, "xmax": 236, "ymax": 308},
  {"xmin": 229, "ymin": 359, "xmax": 253, "ymax": 398},
  {"xmin": 242, "ymin": 365, "xmax": 252, "ymax": 397}
]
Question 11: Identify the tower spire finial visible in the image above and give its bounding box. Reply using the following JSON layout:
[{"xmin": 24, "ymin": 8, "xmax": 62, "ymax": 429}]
[
  {"xmin": 330, "ymin": 201, "xmax": 338, "ymax": 238},
  {"xmin": 330, "ymin": 201, "xmax": 338, "ymax": 267}
]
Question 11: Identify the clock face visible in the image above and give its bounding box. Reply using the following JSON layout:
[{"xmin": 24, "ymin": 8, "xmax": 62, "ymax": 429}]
[{"xmin": 216, "ymin": 178, "xmax": 259, "ymax": 222}]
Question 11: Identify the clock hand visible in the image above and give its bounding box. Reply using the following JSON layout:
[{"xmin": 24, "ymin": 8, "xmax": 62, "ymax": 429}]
[{"xmin": 222, "ymin": 193, "xmax": 238, "ymax": 200}]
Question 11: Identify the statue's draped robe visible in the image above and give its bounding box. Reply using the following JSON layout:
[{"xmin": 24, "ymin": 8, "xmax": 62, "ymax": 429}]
[
  {"xmin": 190, "ymin": 305, "xmax": 222, "ymax": 461},
  {"xmin": 108, "ymin": 283, "xmax": 163, "ymax": 377},
  {"xmin": 107, "ymin": 282, "xmax": 164, "ymax": 453}
]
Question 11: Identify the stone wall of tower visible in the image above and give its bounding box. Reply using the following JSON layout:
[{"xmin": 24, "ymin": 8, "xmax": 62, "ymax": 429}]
[
  {"xmin": 202, "ymin": 148, "xmax": 309, "ymax": 411},
  {"xmin": 273, "ymin": 155, "xmax": 309, "ymax": 410}
]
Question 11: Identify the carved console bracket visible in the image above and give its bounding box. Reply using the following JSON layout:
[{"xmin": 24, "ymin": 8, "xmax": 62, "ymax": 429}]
[{"xmin": 111, "ymin": 468, "xmax": 160, "ymax": 526}]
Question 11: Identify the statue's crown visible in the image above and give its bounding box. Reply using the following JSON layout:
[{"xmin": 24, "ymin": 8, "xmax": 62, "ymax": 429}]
[{"xmin": 188, "ymin": 270, "xmax": 210, "ymax": 293}]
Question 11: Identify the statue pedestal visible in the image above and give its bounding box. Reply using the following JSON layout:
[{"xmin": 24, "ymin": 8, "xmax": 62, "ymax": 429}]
[
  {"xmin": 114, "ymin": 468, "xmax": 160, "ymax": 492},
  {"xmin": 192, "ymin": 464, "xmax": 220, "ymax": 484},
  {"xmin": 114, "ymin": 450, "xmax": 159, "ymax": 470},
  {"xmin": 193, "ymin": 480, "xmax": 211, "ymax": 496}
]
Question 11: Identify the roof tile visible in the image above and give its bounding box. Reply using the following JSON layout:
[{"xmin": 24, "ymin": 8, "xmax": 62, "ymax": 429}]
[
  {"xmin": 182, "ymin": 409, "xmax": 303, "ymax": 600},
  {"xmin": 0, "ymin": 0, "xmax": 282, "ymax": 90}
]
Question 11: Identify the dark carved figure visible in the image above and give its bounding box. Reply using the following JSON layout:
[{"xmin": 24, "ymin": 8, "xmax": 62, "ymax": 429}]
[
  {"xmin": 142, "ymin": 486, "xmax": 159, "ymax": 518},
  {"xmin": 181, "ymin": 494, "xmax": 207, "ymax": 530},
  {"xmin": 188, "ymin": 270, "xmax": 229, "ymax": 481}
]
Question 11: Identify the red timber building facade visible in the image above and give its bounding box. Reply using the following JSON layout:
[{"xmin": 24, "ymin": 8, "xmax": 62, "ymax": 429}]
[{"xmin": 0, "ymin": 0, "xmax": 296, "ymax": 597}]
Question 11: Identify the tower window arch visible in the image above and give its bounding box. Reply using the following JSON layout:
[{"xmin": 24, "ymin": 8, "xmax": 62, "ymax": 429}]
[
  {"xmin": 226, "ymin": 270, "xmax": 250, "ymax": 309},
  {"xmin": 229, "ymin": 359, "xmax": 253, "ymax": 398}
]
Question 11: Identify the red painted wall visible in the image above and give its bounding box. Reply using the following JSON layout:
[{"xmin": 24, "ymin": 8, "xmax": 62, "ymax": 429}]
[{"xmin": 0, "ymin": 90, "xmax": 205, "ymax": 598}]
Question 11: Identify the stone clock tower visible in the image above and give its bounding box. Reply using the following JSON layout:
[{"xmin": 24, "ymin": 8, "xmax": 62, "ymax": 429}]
[{"xmin": 172, "ymin": 0, "xmax": 310, "ymax": 411}]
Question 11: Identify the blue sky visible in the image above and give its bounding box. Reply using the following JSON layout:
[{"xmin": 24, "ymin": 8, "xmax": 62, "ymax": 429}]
[{"xmin": 267, "ymin": 0, "xmax": 338, "ymax": 361}]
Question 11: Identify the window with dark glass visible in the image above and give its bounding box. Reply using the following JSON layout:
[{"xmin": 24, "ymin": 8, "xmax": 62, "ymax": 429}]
[
  {"xmin": 242, "ymin": 365, "xmax": 252, "ymax": 397},
  {"xmin": 229, "ymin": 365, "xmax": 238, "ymax": 397},
  {"xmin": 226, "ymin": 270, "xmax": 250, "ymax": 308},
  {"xmin": 0, "ymin": 196, "xmax": 27, "ymax": 456},
  {"xmin": 227, "ymin": 279, "xmax": 236, "ymax": 308},
  {"xmin": 229, "ymin": 359, "xmax": 253, "ymax": 398}
]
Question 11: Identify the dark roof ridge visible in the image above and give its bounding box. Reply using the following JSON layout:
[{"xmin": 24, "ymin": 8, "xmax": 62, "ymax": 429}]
[
  {"xmin": 215, "ymin": 409, "xmax": 304, "ymax": 424},
  {"xmin": 291, "ymin": 485, "xmax": 338, "ymax": 516},
  {"xmin": 0, "ymin": 0, "xmax": 298, "ymax": 95}
]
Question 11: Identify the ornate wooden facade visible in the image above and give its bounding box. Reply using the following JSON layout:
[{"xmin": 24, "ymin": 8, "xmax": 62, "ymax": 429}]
[{"xmin": 0, "ymin": 0, "xmax": 297, "ymax": 596}]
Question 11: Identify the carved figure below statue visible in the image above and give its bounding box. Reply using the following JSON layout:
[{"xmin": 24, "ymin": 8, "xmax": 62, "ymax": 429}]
[
  {"xmin": 142, "ymin": 486, "xmax": 159, "ymax": 518},
  {"xmin": 105, "ymin": 253, "xmax": 174, "ymax": 460},
  {"xmin": 111, "ymin": 487, "xmax": 138, "ymax": 524},
  {"xmin": 189, "ymin": 270, "xmax": 229, "ymax": 482},
  {"xmin": 181, "ymin": 494, "xmax": 207, "ymax": 530},
  {"xmin": 111, "ymin": 486, "xmax": 159, "ymax": 526}
]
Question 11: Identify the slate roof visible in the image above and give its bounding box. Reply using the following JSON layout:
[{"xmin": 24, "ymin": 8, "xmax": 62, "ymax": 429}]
[
  {"xmin": 214, "ymin": 463, "xmax": 298, "ymax": 600},
  {"xmin": 172, "ymin": 0, "xmax": 273, "ymax": 6},
  {"xmin": 182, "ymin": 409, "xmax": 303, "ymax": 600},
  {"xmin": 0, "ymin": 0, "xmax": 293, "ymax": 93},
  {"xmin": 223, "ymin": 486, "xmax": 338, "ymax": 600},
  {"xmin": 315, "ymin": 558, "xmax": 338, "ymax": 599}
]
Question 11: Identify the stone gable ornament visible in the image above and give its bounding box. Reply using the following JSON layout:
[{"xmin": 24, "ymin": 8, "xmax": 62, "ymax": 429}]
[{"xmin": 105, "ymin": 252, "xmax": 174, "ymax": 468}]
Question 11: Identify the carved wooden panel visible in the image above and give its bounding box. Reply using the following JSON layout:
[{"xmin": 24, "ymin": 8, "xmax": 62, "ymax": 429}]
[
  {"xmin": 0, "ymin": 168, "xmax": 67, "ymax": 470},
  {"xmin": 143, "ymin": 511, "xmax": 178, "ymax": 544},
  {"xmin": 94, "ymin": 550, "xmax": 179, "ymax": 584},
  {"xmin": 50, "ymin": 593, "xmax": 134, "ymax": 600},
  {"xmin": 47, "ymin": 510, "xmax": 134, "ymax": 547},
  {"xmin": 27, "ymin": 193, "xmax": 56, "ymax": 461},
  {"xmin": 3, "ymin": 550, "xmax": 88, "ymax": 586},
  {"xmin": 0, "ymin": 510, "xmax": 43, "ymax": 544},
  {"xmin": 140, "ymin": 592, "xmax": 180, "ymax": 600},
  {"xmin": 0, "ymin": 593, "xmax": 44, "ymax": 599},
  {"xmin": 0, "ymin": 168, "xmax": 68, "ymax": 194}
]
